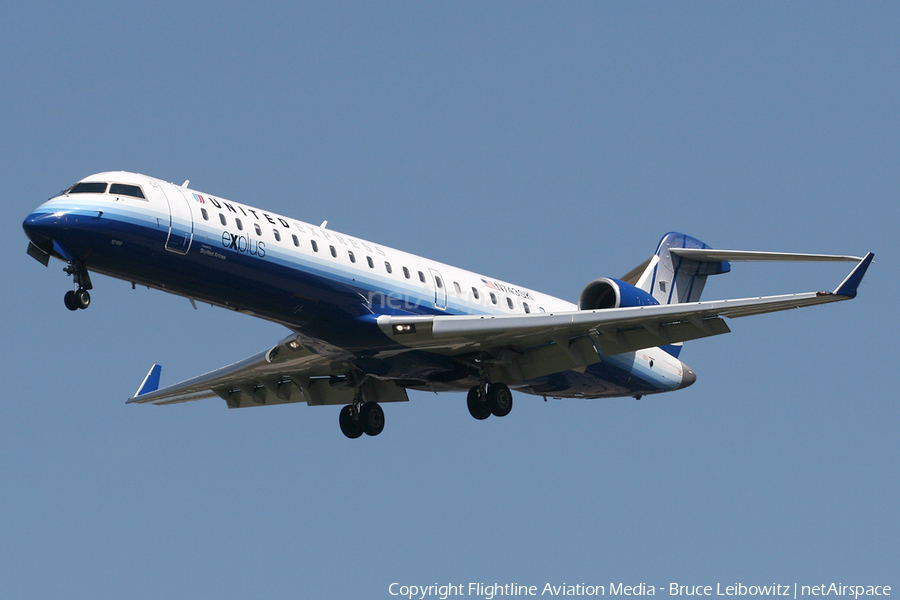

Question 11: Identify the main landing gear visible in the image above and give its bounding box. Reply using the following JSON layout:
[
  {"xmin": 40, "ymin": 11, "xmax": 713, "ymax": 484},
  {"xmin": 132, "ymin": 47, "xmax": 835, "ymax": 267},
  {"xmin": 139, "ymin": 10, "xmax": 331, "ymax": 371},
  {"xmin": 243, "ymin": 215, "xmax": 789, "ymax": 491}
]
[
  {"xmin": 63, "ymin": 261, "xmax": 93, "ymax": 311},
  {"xmin": 339, "ymin": 401, "xmax": 385, "ymax": 439},
  {"xmin": 467, "ymin": 382, "xmax": 513, "ymax": 420}
]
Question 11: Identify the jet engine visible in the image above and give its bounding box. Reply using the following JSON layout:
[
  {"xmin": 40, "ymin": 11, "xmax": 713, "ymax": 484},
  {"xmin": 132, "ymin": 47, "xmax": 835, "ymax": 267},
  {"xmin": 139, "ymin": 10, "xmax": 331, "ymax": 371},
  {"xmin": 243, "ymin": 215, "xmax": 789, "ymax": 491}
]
[{"xmin": 577, "ymin": 277, "xmax": 659, "ymax": 310}]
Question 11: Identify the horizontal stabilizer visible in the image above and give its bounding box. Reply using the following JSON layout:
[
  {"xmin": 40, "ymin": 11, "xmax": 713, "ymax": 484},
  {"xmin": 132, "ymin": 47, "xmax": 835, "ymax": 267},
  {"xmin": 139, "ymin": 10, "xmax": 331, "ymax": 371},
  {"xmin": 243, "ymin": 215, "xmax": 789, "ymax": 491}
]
[{"xmin": 670, "ymin": 248, "xmax": 863, "ymax": 263}]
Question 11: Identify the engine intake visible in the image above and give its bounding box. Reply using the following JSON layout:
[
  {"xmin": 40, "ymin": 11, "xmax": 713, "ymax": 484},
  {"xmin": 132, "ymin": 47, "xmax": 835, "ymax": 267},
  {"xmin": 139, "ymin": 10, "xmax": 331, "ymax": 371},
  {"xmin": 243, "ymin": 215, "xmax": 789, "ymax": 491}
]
[{"xmin": 578, "ymin": 277, "xmax": 659, "ymax": 310}]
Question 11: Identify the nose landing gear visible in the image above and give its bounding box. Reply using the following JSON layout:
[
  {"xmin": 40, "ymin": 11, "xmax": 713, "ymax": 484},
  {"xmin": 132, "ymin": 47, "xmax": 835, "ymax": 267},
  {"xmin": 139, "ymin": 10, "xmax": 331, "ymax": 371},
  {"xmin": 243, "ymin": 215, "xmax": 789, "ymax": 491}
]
[
  {"xmin": 62, "ymin": 262, "xmax": 93, "ymax": 311},
  {"xmin": 64, "ymin": 288, "xmax": 91, "ymax": 311}
]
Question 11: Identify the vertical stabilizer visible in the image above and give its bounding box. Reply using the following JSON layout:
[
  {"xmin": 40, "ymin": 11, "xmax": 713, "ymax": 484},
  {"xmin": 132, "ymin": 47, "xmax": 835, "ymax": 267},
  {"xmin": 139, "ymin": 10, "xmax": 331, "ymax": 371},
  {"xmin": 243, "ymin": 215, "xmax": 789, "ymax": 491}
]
[{"xmin": 636, "ymin": 233, "xmax": 730, "ymax": 305}]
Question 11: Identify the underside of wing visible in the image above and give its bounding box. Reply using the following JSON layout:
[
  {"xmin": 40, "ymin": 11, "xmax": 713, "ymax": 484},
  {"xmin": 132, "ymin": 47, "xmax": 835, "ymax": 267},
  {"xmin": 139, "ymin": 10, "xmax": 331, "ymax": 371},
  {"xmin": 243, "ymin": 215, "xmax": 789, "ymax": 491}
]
[
  {"xmin": 127, "ymin": 333, "xmax": 409, "ymax": 408},
  {"xmin": 373, "ymin": 254, "xmax": 874, "ymax": 383}
]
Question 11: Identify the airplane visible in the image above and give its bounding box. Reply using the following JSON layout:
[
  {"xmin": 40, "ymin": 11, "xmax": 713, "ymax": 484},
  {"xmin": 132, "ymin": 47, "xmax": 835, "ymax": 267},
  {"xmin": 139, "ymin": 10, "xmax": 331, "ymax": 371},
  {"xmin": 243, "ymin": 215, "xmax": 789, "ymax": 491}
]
[{"xmin": 23, "ymin": 171, "xmax": 874, "ymax": 438}]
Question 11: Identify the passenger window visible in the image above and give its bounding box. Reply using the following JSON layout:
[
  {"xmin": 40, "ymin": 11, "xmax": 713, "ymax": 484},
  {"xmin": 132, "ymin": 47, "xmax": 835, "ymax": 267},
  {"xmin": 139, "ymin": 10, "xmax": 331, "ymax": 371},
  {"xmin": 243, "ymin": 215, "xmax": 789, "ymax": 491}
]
[
  {"xmin": 506, "ymin": 297, "xmax": 514, "ymax": 309},
  {"xmin": 403, "ymin": 267, "xmax": 410, "ymax": 279},
  {"xmin": 385, "ymin": 262, "xmax": 392, "ymax": 274},
  {"xmin": 69, "ymin": 182, "xmax": 108, "ymax": 194},
  {"xmin": 201, "ymin": 208, "xmax": 209, "ymax": 221},
  {"xmin": 274, "ymin": 229, "xmax": 281, "ymax": 242},
  {"xmin": 523, "ymin": 302, "xmax": 530, "ymax": 314},
  {"xmin": 367, "ymin": 256, "xmax": 374, "ymax": 268},
  {"xmin": 254, "ymin": 224, "xmax": 261, "ymax": 235},
  {"xmin": 236, "ymin": 218, "xmax": 243, "ymax": 231},
  {"xmin": 219, "ymin": 214, "xmax": 227, "ymax": 226},
  {"xmin": 348, "ymin": 251, "xmax": 356, "ymax": 263},
  {"xmin": 435, "ymin": 277, "xmax": 443, "ymax": 289},
  {"xmin": 472, "ymin": 287, "xmax": 480, "ymax": 300},
  {"xmin": 330, "ymin": 245, "xmax": 337, "ymax": 257},
  {"xmin": 490, "ymin": 293, "xmax": 497, "ymax": 305},
  {"xmin": 110, "ymin": 183, "xmax": 145, "ymax": 199},
  {"xmin": 453, "ymin": 282, "xmax": 461, "ymax": 294},
  {"xmin": 292, "ymin": 234, "xmax": 299, "ymax": 247},
  {"xmin": 418, "ymin": 271, "xmax": 426, "ymax": 283},
  {"xmin": 311, "ymin": 240, "xmax": 319, "ymax": 252}
]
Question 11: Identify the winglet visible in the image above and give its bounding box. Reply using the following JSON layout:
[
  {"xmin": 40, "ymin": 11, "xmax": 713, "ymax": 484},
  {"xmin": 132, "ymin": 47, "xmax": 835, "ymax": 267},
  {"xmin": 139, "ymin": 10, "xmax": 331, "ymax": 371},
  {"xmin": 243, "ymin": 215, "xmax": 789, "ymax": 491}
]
[
  {"xmin": 833, "ymin": 252, "xmax": 874, "ymax": 298},
  {"xmin": 134, "ymin": 364, "xmax": 162, "ymax": 397}
]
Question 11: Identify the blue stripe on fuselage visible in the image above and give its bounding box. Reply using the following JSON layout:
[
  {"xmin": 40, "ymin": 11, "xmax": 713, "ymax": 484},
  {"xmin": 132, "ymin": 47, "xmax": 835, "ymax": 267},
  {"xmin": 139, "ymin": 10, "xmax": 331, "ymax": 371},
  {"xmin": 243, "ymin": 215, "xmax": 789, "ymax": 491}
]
[{"xmin": 26, "ymin": 196, "xmax": 679, "ymax": 396}]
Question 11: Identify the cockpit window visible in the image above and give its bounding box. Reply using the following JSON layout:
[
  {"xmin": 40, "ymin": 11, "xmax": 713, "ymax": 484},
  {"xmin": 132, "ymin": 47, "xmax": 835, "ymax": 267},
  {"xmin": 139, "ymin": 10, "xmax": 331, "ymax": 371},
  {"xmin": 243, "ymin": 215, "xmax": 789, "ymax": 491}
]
[
  {"xmin": 110, "ymin": 183, "xmax": 145, "ymax": 199},
  {"xmin": 69, "ymin": 182, "xmax": 108, "ymax": 194}
]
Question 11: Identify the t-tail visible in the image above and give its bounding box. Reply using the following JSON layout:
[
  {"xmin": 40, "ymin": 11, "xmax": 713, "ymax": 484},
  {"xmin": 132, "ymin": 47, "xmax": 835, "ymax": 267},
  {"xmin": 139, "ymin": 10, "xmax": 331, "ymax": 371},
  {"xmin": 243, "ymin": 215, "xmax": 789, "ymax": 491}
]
[{"xmin": 634, "ymin": 233, "xmax": 730, "ymax": 306}]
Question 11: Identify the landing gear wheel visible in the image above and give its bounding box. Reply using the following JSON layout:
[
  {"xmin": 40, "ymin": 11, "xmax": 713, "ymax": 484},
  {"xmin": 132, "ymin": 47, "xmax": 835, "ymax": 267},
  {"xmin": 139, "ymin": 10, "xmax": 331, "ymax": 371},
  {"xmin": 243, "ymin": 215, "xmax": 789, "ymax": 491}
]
[
  {"xmin": 467, "ymin": 386, "xmax": 491, "ymax": 420},
  {"xmin": 359, "ymin": 402, "xmax": 385, "ymax": 436},
  {"xmin": 74, "ymin": 288, "xmax": 91, "ymax": 309},
  {"xmin": 64, "ymin": 290, "xmax": 78, "ymax": 311},
  {"xmin": 486, "ymin": 382, "xmax": 513, "ymax": 417},
  {"xmin": 339, "ymin": 405, "xmax": 363, "ymax": 439}
]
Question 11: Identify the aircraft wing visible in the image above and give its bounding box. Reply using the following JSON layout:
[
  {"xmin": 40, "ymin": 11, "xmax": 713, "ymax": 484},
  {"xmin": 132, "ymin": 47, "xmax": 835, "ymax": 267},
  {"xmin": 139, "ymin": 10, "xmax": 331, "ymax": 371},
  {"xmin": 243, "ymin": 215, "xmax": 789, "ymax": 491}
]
[
  {"xmin": 127, "ymin": 333, "xmax": 409, "ymax": 408},
  {"xmin": 129, "ymin": 253, "xmax": 872, "ymax": 405},
  {"xmin": 374, "ymin": 253, "xmax": 874, "ymax": 379}
]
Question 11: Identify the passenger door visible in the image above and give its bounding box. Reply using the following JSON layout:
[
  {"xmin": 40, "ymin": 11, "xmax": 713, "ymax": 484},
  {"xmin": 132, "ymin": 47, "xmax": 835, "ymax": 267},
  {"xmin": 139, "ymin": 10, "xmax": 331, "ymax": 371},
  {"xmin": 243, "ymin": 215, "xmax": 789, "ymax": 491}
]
[
  {"xmin": 160, "ymin": 183, "xmax": 194, "ymax": 254},
  {"xmin": 429, "ymin": 268, "xmax": 448, "ymax": 311}
]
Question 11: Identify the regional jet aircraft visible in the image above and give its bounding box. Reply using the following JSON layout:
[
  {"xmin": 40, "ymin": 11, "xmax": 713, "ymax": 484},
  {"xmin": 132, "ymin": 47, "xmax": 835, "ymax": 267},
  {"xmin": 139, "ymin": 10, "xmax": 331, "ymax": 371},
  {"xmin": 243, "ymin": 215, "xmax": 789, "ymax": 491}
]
[{"xmin": 23, "ymin": 172, "xmax": 873, "ymax": 438}]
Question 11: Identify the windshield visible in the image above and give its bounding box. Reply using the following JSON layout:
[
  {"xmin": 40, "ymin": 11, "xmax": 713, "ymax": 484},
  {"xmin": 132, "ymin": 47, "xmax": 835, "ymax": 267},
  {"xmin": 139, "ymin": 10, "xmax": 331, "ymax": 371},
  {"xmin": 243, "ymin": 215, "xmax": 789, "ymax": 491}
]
[
  {"xmin": 110, "ymin": 183, "xmax": 145, "ymax": 199},
  {"xmin": 69, "ymin": 182, "xmax": 109, "ymax": 194}
]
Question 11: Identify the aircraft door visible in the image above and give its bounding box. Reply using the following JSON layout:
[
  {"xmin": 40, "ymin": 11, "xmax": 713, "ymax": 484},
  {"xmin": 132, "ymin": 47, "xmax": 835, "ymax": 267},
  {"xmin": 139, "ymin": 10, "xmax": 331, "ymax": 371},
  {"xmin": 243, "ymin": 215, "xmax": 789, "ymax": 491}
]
[
  {"xmin": 160, "ymin": 183, "xmax": 194, "ymax": 254},
  {"xmin": 429, "ymin": 268, "xmax": 448, "ymax": 311}
]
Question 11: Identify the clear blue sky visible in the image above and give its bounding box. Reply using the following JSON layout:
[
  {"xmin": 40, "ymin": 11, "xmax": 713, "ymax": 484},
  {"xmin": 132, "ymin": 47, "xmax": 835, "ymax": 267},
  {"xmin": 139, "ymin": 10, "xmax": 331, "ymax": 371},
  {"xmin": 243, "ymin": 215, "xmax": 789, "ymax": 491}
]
[{"xmin": 2, "ymin": 2, "xmax": 897, "ymax": 598}]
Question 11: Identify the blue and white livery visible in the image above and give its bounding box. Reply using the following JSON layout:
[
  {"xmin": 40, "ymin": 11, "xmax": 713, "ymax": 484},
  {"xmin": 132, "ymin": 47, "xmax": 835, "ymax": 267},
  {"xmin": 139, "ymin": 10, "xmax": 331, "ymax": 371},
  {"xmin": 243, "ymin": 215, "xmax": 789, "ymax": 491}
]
[{"xmin": 23, "ymin": 171, "xmax": 874, "ymax": 438}]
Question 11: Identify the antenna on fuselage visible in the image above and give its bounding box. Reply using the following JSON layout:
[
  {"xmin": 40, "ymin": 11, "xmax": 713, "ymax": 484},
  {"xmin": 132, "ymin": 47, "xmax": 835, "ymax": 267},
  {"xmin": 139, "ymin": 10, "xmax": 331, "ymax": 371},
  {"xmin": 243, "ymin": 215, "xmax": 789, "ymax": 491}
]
[
  {"xmin": 320, "ymin": 220, "xmax": 328, "ymax": 229},
  {"xmin": 181, "ymin": 180, "xmax": 190, "ymax": 188}
]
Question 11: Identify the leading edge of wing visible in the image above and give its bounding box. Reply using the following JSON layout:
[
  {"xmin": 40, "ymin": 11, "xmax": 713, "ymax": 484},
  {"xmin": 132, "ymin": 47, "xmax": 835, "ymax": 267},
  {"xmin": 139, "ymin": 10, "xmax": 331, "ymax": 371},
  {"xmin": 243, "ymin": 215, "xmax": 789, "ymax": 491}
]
[{"xmin": 377, "ymin": 253, "xmax": 874, "ymax": 354}]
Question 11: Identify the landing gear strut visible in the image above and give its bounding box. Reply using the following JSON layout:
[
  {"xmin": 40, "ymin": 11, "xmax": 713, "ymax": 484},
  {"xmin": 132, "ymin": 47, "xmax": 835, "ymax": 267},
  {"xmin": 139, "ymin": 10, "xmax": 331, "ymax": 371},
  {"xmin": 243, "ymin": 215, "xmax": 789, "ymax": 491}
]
[
  {"xmin": 63, "ymin": 262, "xmax": 92, "ymax": 311},
  {"xmin": 467, "ymin": 382, "xmax": 513, "ymax": 420}
]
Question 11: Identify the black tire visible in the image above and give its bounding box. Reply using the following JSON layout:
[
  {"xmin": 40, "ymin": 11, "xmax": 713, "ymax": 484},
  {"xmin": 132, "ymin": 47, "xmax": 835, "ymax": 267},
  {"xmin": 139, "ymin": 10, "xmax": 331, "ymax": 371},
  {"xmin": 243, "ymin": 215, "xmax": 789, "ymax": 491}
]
[
  {"xmin": 64, "ymin": 290, "xmax": 78, "ymax": 311},
  {"xmin": 339, "ymin": 405, "xmax": 363, "ymax": 439},
  {"xmin": 74, "ymin": 288, "xmax": 91, "ymax": 309},
  {"xmin": 466, "ymin": 386, "xmax": 491, "ymax": 420},
  {"xmin": 359, "ymin": 402, "xmax": 385, "ymax": 436},
  {"xmin": 486, "ymin": 382, "xmax": 513, "ymax": 417}
]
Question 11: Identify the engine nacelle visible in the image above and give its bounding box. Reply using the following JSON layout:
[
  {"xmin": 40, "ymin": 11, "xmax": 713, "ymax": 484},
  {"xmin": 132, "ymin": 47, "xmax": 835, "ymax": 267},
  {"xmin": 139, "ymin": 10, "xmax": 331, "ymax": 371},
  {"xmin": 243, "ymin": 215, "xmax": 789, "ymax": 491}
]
[{"xmin": 577, "ymin": 277, "xmax": 659, "ymax": 310}]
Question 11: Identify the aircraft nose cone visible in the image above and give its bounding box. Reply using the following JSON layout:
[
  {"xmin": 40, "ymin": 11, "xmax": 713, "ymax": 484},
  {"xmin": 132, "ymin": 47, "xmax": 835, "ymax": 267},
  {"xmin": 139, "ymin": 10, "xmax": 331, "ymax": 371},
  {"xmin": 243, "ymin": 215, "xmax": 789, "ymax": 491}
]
[
  {"xmin": 22, "ymin": 211, "xmax": 59, "ymax": 243},
  {"xmin": 679, "ymin": 367, "xmax": 697, "ymax": 389}
]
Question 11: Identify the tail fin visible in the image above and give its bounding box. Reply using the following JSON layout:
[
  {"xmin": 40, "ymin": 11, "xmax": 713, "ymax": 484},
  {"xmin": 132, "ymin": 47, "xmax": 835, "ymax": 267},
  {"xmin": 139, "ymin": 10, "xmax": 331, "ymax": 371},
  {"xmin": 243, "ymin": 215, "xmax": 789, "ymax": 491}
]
[{"xmin": 634, "ymin": 233, "xmax": 730, "ymax": 305}]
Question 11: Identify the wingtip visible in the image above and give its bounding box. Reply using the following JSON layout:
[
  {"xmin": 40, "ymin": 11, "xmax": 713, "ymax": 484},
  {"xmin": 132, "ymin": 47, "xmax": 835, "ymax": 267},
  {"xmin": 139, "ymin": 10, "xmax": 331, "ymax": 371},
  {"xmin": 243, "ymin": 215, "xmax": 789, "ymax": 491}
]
[
  {"xmin": 133, "ymin": 364, "xmax": 162, "ymax": 399},
  {"xmin": 833, "ymin": 252, "xmax": 874, "ymax": 298}
]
